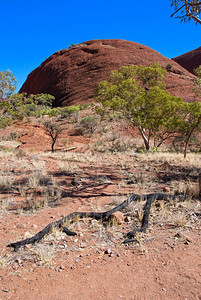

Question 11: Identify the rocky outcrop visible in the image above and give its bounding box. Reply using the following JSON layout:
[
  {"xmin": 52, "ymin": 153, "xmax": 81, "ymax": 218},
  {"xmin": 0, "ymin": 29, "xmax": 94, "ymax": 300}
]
[
  {"xmin": 20, "ymin": 39, "xmax": 196, "ymax": 106},
  {"xmin": 172, "ymin": 46, "xmax": 201, "ymax": 74}
]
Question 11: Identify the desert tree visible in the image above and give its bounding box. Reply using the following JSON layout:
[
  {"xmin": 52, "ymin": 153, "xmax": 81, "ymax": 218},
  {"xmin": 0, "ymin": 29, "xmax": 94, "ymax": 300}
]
[
  {"xmin": 95, "ymin": 64, "xmax": 184, "ymax": 151},
  {"xmin": 180, "ymin": 101, "xmax": 201, "ymax": 158},
  {"xmin": 170, "ymin": 0, "xmax": 201, "ymax": 24},
  {"xmin": 193, "ymin": 65, "xmax": 201, "ymax": 97},
  {"xmin": 171, "ymin": 66, "xmax": 201, "ymax": 157},
  {"xmin": 143, "ymin": 87, "xmax": 185, "ymax": 148},
  {"xmin": 43, "ymin": 120, "xmax": 63, "ymax": 152},
  {"xmin": 0, "ymin": 70, "xmax": 17, "ymax": 101}
]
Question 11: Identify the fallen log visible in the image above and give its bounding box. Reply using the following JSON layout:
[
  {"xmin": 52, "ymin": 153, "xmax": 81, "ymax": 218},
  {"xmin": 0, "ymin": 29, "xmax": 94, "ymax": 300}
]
[{"xmin": 7, "ymin": 193, "xmax": 182, "ymax": 251}]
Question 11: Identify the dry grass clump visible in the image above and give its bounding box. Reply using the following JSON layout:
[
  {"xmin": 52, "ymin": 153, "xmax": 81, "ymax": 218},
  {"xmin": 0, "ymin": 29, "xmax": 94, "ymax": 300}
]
[
  {"xmin": 45, "ymin": 225, "xmax": 67, "ymax": 241},
  {"xmin": 31, "ymin": 244, "xmax": 57, "ymax": 266},
  {"xmin": 58, "ymin": 161, "xmax": 78, "ymax": 173},
  {"xmin": 0, "ymin": 152, "xmax": 62, "ymax": 211},
  {"xmin": 93, "ymin": 133, "xmax": 137, "ymax": 153},
  {"xmin": 20, "ymin": 169, "xmax": 61, "ymax": 210},
  {"xmin": 139, "ymin": 152, "xmax": 201, "ymax": 168},
  {"xmin": 26, "ymin": 194, "xmax": 48, "ymax": 210},
  {"xmin": 0, "ymin": 176, "xmax": 13, "ymax": 191},
  {"xmin": 172, "ymin": 180, "xmax": 200, "ymax": 199},
  {"xmin": 41, "ymin": 150, "xmax": 133, "ymax": 168},
  {"xmin": 171, "ymin": 211, "xmax": 189, "ymax": 228},
  {"xmin": 0, "ymin": 253, "xmax": 7, "ymax": 268},
  {"xmin": 0, "ymin": 197, "xmax": 11, "ymax": 211},
  {"xmin": 90, "ymin": 218, "xmax": 121, "ymax": 244}
]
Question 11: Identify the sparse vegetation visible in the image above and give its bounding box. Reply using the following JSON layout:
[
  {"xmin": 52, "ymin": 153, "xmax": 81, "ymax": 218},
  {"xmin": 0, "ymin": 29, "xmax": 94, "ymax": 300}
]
[
  {"xmin": 0, "ymin": 65, "xmax": 200, "ymax": 298},
  {"xmin": 94, "ymin": 133, "xmax": 137, "ymax": 153},
  {"xmin": 0, "ymin": 92, "xmax": 57, "ymax": 126},
  {"xmin": 76, "ymin": 115, "xmax": 98, "ymax": 135},
  {"xmin": 60, "ymin": 105, "xmax": 81, "ymax": 122},
  {"xmin": 0, "ymin": 70, "xmax": 17, "ymax": 101},
  {"xmin": 95, "ymin": 63, "xmax": 201, "ymax": 156},
  {"xmin": 43, "ymin": 119, "xmax": 64, "ymax": 152}
]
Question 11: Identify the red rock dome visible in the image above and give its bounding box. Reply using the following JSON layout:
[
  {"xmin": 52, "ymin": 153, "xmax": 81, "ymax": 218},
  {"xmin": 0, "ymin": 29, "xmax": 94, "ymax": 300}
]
[
  {"xmin": 173, "ymin": 46, "xmax": 201, "ymax": 74},
  {"xmin": 20, "ymin": 39, "xmax": 196, "ymax": 106}
]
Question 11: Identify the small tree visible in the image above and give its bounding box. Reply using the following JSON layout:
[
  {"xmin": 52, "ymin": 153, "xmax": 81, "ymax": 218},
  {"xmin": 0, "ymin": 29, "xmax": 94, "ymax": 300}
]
[
  {"xmin": 143, "ymin": 87, "xmax": 184, "ymax": 148},
  {"xmin": 0, "ymin": 71, "xmax": 17, "ymax": 101},
  {"xmin": 193, "ymin": 65, "xmax": 201, "ymax": 97},
  {"xmin": 179, "ymin": 101, "xmax": 201, "ymax": 157},
  {"xmin": 43, "ymin": 120, "xmax": 63, "ymax": 152},
  {"xmin": 30, "ymin": 93, "xmax": 55, "ymax": 107},
  {"xmin": 95, "ymin": 64, "xmax": 183, "ymax": 150}
]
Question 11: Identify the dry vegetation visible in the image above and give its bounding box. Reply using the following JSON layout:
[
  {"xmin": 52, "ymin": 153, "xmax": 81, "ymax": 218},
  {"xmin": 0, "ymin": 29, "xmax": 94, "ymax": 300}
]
[
  {"xmin": 0, "ymin": 147, "xmax": 200, "ymax": 268},
  {"xmin": 0, "ymin": 112, "xmax": 200, "ymax": 299}
]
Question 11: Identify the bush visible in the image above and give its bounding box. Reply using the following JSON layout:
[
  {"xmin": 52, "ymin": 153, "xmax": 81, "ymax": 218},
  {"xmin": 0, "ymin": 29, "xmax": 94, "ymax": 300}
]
[
  {"xmin": 60, "ymin": 105, "xmax": 81, "ymax": 122},
  {"xmin": 47, "ymin": 108, "xmax": 61, "ymax": 117},
  {"xmin": 0, "ymin": 117, "xmax": 12, "ymax": 128},
  {"xmin": 0, "ymin": 93, "xmax": 57, "ymax": 126},
  {"xmin": 78, "ymin": 116, "xmax": 98, "ymax": 134}
]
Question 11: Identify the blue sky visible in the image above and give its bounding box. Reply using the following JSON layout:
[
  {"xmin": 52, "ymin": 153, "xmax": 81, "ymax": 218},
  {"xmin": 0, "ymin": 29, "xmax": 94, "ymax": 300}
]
[{"xmin": 1, "ymin": 0, "xmax": 200, "ymax": 91}]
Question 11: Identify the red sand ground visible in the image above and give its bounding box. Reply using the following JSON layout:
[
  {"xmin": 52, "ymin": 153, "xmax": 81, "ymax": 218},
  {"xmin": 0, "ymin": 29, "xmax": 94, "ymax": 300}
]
[{"xmin": 0, "ymin": 122, "xmax": 200, "ymax": 300}]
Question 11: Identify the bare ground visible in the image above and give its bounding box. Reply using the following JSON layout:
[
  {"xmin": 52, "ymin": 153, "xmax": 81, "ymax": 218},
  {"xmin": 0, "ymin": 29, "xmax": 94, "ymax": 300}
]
[{"xmin": 0, "ymin": 122, "xmax": 201, "ymax": 300}]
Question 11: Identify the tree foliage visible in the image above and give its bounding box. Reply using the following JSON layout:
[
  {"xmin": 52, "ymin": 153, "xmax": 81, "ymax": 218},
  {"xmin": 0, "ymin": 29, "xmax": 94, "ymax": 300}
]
[
  {"xmin": 178, "ymin": 101, "xmax": 201, "ymax": 157},
  {"xmin": 193, "ymin": 65, "xmax": 201, "ymax": 97},
  {"xmin": 170, "ymin": 0, "xmax": 201, "ymax": 24},
  {"xmin": 0, "ymin": 93, "xmax": 56, "ymax": 122},
  {"xmin": 0, "ymin": 71, "xmax": 17, "ymax": 101},
  {"xmin": 95, "ymin": 64, "xmax": 184, "ymax": 150}
]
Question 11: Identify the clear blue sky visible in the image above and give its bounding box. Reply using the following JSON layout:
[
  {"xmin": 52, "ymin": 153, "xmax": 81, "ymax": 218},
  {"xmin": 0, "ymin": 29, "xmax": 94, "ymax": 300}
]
[{"xmin": 1, "ymin": 0, "xmax": 200, "ymax": 91}]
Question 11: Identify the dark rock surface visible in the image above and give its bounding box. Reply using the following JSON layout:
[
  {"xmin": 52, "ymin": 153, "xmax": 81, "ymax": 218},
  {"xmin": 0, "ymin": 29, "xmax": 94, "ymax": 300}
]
[
  {"xmin": 172, "ymin": 46, "xmax": 201, "ymax": 75},
  {"xmin": 20, "ymin": 39, "xmax": 196, "ymax": 106}
]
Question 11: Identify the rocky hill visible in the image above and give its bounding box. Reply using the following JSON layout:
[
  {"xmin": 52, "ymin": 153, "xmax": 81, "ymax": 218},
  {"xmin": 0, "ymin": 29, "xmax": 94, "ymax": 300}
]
[
  {"xmin": 173, "ymin": 46, "xmax": 201, "ymax": 74},
  {"xmin": 20, "ymin": 39, "xmax": 196, "ymax": 106}
]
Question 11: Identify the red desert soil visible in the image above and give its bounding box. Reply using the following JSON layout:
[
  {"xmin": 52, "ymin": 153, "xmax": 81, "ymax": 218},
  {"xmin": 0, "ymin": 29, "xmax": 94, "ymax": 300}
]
[
  {"xmin": 0, "ymin": 122, "xmax": 201, "ymax": 300},
  {"xmin": 20, "ymin": 39, "xmax": 197, "ymax": 106}
]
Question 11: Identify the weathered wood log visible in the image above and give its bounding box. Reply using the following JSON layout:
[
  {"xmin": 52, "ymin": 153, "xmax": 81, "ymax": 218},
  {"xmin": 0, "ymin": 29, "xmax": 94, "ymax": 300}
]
[{"xmin": 7, "ymin": 193, "xmax": 182, "ymax": 251}]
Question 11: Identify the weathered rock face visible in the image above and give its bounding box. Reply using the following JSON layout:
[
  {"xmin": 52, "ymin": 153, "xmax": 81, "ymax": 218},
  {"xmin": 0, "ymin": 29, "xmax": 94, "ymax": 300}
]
[
  {"xmin": 172, "ymin": 46, "xmax": 201, "ymax": 74},
  {"xmin": 20, "ymin": 39, "xmax": 196, "ymax": 106}
]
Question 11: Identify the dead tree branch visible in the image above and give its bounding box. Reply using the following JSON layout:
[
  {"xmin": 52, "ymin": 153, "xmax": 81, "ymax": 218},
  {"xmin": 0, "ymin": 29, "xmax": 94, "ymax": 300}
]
[{"xmin": 7, "ymin": 193, "xmax": 183, "ymax": 251}]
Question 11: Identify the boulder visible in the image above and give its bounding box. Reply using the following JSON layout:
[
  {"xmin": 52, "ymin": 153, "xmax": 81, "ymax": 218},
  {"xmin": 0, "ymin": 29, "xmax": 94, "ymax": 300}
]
[{"xmin": 109, "ymin": 211, "xmax": 124, "ymax": 225}]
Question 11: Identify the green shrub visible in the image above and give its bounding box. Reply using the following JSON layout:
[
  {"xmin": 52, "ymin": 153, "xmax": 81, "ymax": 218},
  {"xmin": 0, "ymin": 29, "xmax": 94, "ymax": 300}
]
[
  {"xmin": 0, "ymin": 117, "xmax": 12, "ymax": 128},
  {"xmin": 73, "ymin": 126, "xmax": 85, "ymax": 136},
  {"xmin": 0, "ymin": 93, "xmax": 57, "ymax": 126},
  {"xmin": 78, "ymin": 116, "xmax": 98, "ymax": 134},
  {"xmin": 60, "ymin": 105, "xmax": 81, "ymax": 122},
  {"xmin": 47, "ymin": 108, "xmax": 61, "ymax": 117}
]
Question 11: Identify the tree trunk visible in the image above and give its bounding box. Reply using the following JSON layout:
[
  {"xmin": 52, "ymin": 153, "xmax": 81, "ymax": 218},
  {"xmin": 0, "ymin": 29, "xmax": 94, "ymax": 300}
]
[
  {"xmin": 51, "ymin": 141, "xmax": 55, "ymax": 153},
  {"xmin": 138, "ymin": 127, "xmax": 150, "ymax": 150},
  {"xmin": 184, "ymin": 116, "xmax": 201, "ymax": 158}
]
